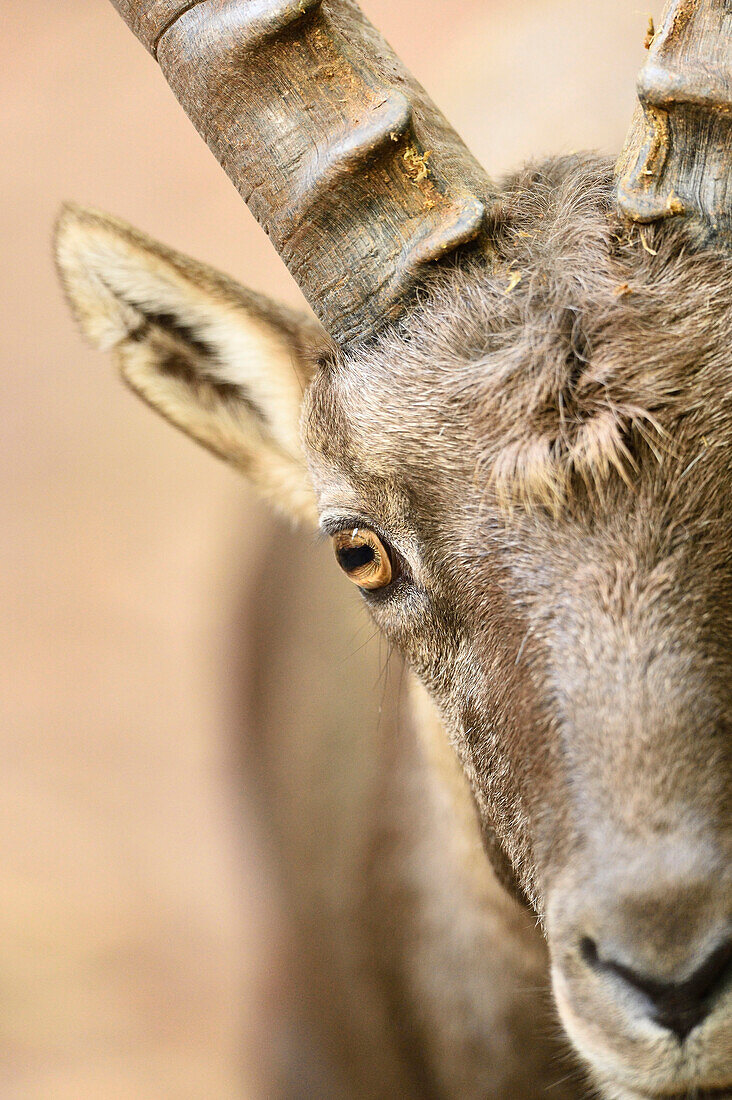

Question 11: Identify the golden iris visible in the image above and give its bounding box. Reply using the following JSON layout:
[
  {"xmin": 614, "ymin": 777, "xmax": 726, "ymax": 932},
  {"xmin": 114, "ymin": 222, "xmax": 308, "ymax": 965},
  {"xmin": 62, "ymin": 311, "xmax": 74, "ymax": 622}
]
[{"xmin": 332, "ymin": 528, "xmax": 393, "ymax": 590}]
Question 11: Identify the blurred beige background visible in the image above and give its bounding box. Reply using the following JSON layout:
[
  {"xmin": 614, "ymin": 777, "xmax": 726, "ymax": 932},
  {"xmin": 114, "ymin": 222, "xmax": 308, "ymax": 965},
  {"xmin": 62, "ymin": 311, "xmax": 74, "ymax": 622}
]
[{"xmin": 2, "ymin": 2, "xmax": 649, "ymax": 1097}]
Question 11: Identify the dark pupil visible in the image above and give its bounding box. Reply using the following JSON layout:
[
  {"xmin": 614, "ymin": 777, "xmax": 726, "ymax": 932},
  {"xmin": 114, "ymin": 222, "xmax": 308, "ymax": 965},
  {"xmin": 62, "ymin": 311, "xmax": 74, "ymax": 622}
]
[{"xmin": 338, "ymin": 543, "xmax": 375, "ymax": 573}]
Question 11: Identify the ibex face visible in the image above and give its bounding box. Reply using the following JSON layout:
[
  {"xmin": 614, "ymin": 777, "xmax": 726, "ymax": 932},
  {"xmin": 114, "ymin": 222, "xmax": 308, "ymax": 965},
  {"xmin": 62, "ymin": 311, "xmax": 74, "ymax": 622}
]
[
  {"xmin": 303, "ymin": 158, "xmax": 732, "ymax": 1097},
  {"xmin": 56, "ymin": 1, "xmax": 731, "ymax": 1096}
]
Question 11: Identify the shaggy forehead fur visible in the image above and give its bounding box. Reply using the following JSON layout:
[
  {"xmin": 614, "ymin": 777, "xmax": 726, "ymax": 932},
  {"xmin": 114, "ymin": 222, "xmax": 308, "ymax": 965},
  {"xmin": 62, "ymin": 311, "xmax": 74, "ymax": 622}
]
[{"xmin": 306, "ymin": 156, "xmax": 732, "ymax": 520}]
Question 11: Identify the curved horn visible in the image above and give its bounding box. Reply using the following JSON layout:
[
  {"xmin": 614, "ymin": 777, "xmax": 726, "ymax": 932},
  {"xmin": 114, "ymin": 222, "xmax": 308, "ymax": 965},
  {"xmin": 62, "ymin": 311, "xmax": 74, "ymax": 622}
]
[
  {"xmin": 109, "ymin": 0, "xmax": 495, "ymax": 344},
  {"xmin": 616, "ymin": 0, "xmax": 732, "ymax": 249}
]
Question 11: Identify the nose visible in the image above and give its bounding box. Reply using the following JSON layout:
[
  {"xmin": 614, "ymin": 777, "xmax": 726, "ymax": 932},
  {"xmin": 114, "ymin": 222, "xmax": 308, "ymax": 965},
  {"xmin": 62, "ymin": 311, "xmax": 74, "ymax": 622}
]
[
  {"xmin": 580, "ymin": 935, "xmax": 732, "ymax": 1041},
  {"xmin": 549, "ymin": 831, "xmax": 732, "ymax": 1042}
]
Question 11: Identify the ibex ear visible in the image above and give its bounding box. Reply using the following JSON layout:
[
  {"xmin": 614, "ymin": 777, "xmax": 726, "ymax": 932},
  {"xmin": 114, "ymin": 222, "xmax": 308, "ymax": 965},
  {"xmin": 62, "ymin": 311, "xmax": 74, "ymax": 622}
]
[{"xmin": 55, "ymin": 204, "xmax": 326, "ymax": 524}]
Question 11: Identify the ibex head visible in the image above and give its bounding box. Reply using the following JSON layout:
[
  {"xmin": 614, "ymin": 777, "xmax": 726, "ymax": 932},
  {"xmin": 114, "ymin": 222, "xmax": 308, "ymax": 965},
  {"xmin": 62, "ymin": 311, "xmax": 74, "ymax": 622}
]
[{"xmin": 55, "ymin": 1, "xmax": 731, "ymax": 1095}]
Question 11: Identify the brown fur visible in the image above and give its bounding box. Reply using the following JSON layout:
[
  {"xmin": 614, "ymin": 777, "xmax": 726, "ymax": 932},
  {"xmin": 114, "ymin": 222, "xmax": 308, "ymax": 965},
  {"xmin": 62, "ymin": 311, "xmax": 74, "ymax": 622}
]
[
  {"xmin": 242, "ymin": 536, "xmax": 583, "ymax": 1097},
  {"xmin": 304, "ymin": 154, "xmax": 732, "ymax": 1096},
  {"xmin": 56, "ymin": 153, "xmax": 732, "ymax": 1099}
]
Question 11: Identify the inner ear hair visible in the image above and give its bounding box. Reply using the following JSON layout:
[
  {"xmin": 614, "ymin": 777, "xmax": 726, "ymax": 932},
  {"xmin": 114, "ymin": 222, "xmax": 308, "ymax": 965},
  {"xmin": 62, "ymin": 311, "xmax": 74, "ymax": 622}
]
[
  {"xmin": 127, "ymin": 307, "xmax": 218, "ymax": 360},
  {"xmin": 129, "ymin": 308, "xmax": 268, "ymax": 427}
]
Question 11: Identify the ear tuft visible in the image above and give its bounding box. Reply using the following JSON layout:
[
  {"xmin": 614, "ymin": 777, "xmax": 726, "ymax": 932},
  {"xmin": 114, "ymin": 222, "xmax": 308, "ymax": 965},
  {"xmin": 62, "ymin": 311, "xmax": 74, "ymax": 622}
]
[{"xmin": 55, "ymin": 203, "xmax": 155, "ymax": 351}]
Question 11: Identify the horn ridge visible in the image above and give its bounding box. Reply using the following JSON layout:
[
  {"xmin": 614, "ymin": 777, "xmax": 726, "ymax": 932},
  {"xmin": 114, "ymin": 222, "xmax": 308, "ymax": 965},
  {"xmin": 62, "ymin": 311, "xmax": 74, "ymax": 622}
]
[
  {"xmin": 616, "ymin": 0, "xmax": 732, "ymax": 247},
  {"xmin": 275, "ymin": 95, "xmax": 487, "ymax": 284},
  {"xmin": 282, "ymin": 193, "xmax": 487, "ymax": 338},
  {"xmin": 110, "ymin": 0, "xmax": 494, "ymax": 344},
  {"xmin": 110, "ymin": 0, "xmax": 208, "ymax": 55},
  {"xmin": 278, "ymin": 92, "xmax": 416, "ymax": 238}
]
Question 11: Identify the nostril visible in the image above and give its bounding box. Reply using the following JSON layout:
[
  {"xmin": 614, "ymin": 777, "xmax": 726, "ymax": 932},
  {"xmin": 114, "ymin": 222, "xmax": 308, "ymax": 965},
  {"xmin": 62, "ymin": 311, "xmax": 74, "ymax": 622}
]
[
  {"xmin": 579, "ymin": 936, "xmax": 732, "ymax": 1042},
  {"xmin": 579, "ymin": 935, "xmax": 599, "ymax": 968}
]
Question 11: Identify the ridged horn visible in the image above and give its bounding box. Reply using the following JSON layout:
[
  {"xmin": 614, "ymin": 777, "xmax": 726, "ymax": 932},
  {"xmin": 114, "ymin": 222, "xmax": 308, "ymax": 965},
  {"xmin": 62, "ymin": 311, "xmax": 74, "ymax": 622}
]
[
  {"xmin": 109, "ymin": 0, "xmax": 495, "ymax": 344},
  {"xmin": 616, "ymin": 0, "xmax": 732, "ymax": 249}
]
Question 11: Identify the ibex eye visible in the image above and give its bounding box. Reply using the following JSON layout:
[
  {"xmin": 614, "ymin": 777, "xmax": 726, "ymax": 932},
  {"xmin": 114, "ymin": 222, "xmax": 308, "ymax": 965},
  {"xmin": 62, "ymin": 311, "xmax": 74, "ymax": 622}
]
[{"xmin": 332, "ymin": 528, "xmax": 393, "ymax": 591}]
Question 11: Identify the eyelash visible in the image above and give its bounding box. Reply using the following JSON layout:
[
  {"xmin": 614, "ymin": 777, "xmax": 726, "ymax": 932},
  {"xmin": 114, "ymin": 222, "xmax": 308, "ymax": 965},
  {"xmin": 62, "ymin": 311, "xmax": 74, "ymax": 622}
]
[{"xmin": 320, "ymin": 514, "xmax": 387, "ymax": 541}]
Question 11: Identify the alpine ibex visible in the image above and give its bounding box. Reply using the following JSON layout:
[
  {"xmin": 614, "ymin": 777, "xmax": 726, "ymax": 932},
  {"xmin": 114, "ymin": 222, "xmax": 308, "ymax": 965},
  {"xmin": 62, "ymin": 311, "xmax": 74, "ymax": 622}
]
[{"xmin": 55, "ymin": 1, "xmax": 731, "ymax": 1097}]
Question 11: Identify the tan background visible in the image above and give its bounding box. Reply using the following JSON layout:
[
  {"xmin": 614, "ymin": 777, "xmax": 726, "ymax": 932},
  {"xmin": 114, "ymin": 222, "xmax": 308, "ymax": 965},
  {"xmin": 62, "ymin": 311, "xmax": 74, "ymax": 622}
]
[{"xmin": 2, "ymin": 2, "xmax": 649, "ymax": 1097}]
